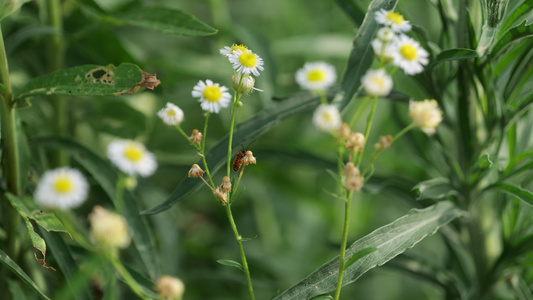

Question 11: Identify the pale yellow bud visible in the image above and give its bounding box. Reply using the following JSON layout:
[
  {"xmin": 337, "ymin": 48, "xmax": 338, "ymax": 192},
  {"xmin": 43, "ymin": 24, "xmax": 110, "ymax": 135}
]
[
  {"xmin": 345, "ymin": 132, "xmax": 365, "ymax": 151},
  {"xmin": 232, "ymin": 73, "xmax": 255, "ymax": 94},
  {"xmin": 156, "ymin": 275, "xmax": 185, "ymax": 299},
  {"xmin": 188, "ymin": 164, "xmax": 204, "ymax": 178},
  {"xmin": 89, "ymin": 206, "xmax": 131, "ymax": 249},
  {"xmin": 409, "ymin": 99, "xmax": 443, "ymax": 135}
]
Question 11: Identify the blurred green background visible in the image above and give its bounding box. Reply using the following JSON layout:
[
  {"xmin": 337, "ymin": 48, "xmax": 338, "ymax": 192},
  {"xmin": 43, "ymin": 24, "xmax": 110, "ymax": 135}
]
[{"xmin": 3, "ymin": 0, "xmax": 453, "ymax": 298}]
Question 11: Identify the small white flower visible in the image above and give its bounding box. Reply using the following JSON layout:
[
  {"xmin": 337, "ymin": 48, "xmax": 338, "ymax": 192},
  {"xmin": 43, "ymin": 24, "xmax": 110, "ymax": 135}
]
[
  {"xmin": 107, "ymin": 140, "xmax": 157, "ymax": 177},
  {"xmin": 391, "ymin": 35, "xmax": 429, "ymax": 75},
  {"xmin": 220, "ymin": 44, "xmax": 248, "ymax": 57},
  {"xmin": 371, "ymin": 39, "xmax": 395, "ymax": 64},
  {"xmin": 313, "ymin": 104, "xmax": 342, "ymax": 132},
  {"xmin": 375, "ymin": 9, "xmax": 412, "ymax": 32},
  {"xmin": 361, "ymin": 69, "xmax": 393, "ymax": 97},
  {"xmin": 295, "ymin": 62, "xmax": 337, "ymax": 91},
  {"xmin": 229, "ymin": 49, "xmax": 264, "ymax": 76},
  {"xmin": 34, "ymin": 167, "xmax": 89, "ymax": 210},
  {"xmin": 157, "ymin": 102, "xmax": 184, "ymax": 126},
  {"xmin": 89, "ymin": 205, "xmax": 131, "ymax": 249},
  {"xmin": 191, "ymin": 80, "xmax": 232, "ymax": 113},
  {"xmin": 409, "ymin": 99, "xmax": 443, "ymax": 135},
  {"xmin": 377, "ymin": 27, "xmax": 395, "ymax": 42}
]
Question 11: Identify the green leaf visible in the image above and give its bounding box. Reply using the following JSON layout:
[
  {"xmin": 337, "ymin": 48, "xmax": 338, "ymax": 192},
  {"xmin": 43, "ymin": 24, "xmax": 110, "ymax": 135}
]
[
  {"xmin": 500, "ymin": 1, "xmax": 533, "ymax": 34},
  {"xmin": 491, "ymin": 20, "xmax": 533, "ymax": 58},
  {"xmin": 14, "ymin": 63, "xmax": 152, "ymax": 100},
  {"xmin": 273, "ymin": 202, "xmax": 463, "ymax": 300},
  {"xmin": 143, "ymin": 92, "xmax": 322, "ymax": 214},
  {"xmin": 31, "ymin": 137, "xmax": 159, "ymax": 279},
  {"xmin": 488, "ymin": 183, "xmax": 533, "ymax": 207},
  {"xmin": 217, "ymin": 259, "xmax": 244, "ymax": 272},
  {"xmin": 0, "ymin": 249, "xmax": 51, "ymax": 300},
  {"xmin": 110, "ymin": 6, "xmax": 217, "ymax": 37},
  {"xmin": 343, "ymin": 247, "xmax": 378, "ymax": 270},
  {"xmin": 428, "ymin": 48, "xmax": 478, "ymax": 68},
  {"xmin": 0, "ymin": 0, "xmax": 30, "ymax": 21},
  {"xmin": 412, "ymin": 178, "xmax": 456, "ymax": 201},
  {"xmin": 6, "ymin": 193, "xmax": 71, "ymax": 269},
  {"xmin": 339, "ymin": 0, "xmax": 398, "ymax": 109},
  {"xmin": 333, "ymin": 0, "xmax": 365, "ymax": 26},
  {"xmin": 309, "ymin": 295, "xmax": 334, "ymax": 300}
]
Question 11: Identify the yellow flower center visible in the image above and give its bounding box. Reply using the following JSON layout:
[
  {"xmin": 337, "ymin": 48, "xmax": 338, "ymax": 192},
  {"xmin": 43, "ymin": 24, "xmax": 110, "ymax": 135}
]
[
  {"xmin": 307, "ymin": 69, "xmax": 326, "ymax": 82},
  {"xmin": 372, "ymin": 77, "xmax": 384, "ymax": 87},
  {"xmin": 203, "ymin": 86, "xmax": 222, "ymax": 102},
  {"xmin": 239, "ymin": 53, "xmax": 257, "ymax": 67},
  {"xmin": 400, "ymin": 44, "xmax": 418, "ymax": 61},
  {"xmin": 386, "ymin": 11, "xmax": 405, "ymax": 24},
  {"xmin": 124, "ymin": 145, "xmax": 144, "ymax": 162},
  {"xmin": 231, "ymin": 44, "xmax": 248, "ymax": 53},
  {"xmin": 322, "ymin": 112, "xmax": 332, "ymax": 122},
  {"xmin": 54, "ymin": 177, "xmax": 73, "ymax": 193},
  {"xmin": 166, "ymin": 110, "xmax": 176, "ymax": 116}
]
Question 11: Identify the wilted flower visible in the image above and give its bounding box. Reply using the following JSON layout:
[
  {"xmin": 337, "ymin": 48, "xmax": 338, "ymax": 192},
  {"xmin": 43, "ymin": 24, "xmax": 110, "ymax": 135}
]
[
  {"xmin": 409, "ymin": 99, "xmax": 443, "ymax": 135},
  {"xmin": 213, "ymin": 187, "xmax": 227, "ymax": 205},
  {"xmin": 107, "ymin": 140, "xmax": 157, "ymax": 177},
  {"xmin": 345, "ymin": 175, "xmax": 364, "ymax": 191},
  {"xmin": 34, "ymin": 167, "xmax": 89, "ymax": 210},
  {"xmin": 339, "ymin": 123, "xmax": 351, "ymax": 139},
  {"xmin": 312, "ymin": 104, "xmax": 342, "ymax": 132},
  {"xmin": 220, "ymin": 176, "xmax": 232, "ymax": 193},
  {"xmin": 242, "ymin": 150, "xmax": 256, "ymax": 166},
  {"xmin": 189, "ymin": 129, "xmax": 203, "ymax": 144},
  {"xmin": 374, "ymin": 135, "xmax": 393, "ymax": 150},
  {"xmin": 295, "ymin": 61, "xmax": 337, "ymax": 91},
  {"xmin": 344, "ymin": 162, "xmax": 360, "ymax": 178},
  {"xmin": 188, "ymin": 164, "xmax": 205, "ymax": 178},
  {"xmin": 345, "ymin": 132, "xmax": 365, "ymax": 151},
  {"xmin": 89, "ymin": 206, "xmax": 131, "ymax": 249}
]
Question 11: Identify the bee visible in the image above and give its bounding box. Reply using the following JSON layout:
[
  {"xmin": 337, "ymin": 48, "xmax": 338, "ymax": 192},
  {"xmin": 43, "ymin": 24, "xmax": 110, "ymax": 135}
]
[{"xmin": 232, "ymin": 141, "xmax": 255, "ymax": 172}]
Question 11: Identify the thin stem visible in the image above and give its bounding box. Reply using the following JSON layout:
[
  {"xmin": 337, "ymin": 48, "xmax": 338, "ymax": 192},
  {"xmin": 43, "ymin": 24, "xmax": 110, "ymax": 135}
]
[
  {"xmin": 200, "ymin": 112, "xmax": 215, "ymax": 187},
  {"xmin": 333, "ymin": 192, "xmax": 353, "ymax": 300},
  {"xmin": 225, "ymin": 204, "xmax": 255, "ymax": 300},
  {"xmin": 226, "ymin": 76, "xmax": 243, "ymax": 177},
  {"xmin": 356, "ymin": 97, "xmax": 379, "ymax": 168},
  {"xmin": 176, "ymin": 125, "xmax": 199, "ymax": 150},
  {"xmin": 230, "ymin": 166, "xmax": 246, "ymax": 203},
  {"xmin": 0, "ymin": 25, "xmax": 22, "ymax": 268},
  {"xmin": 108, "ymin": 251, "xmax": 148, "ymax": 299},
  {"xmin": 46, "ymin": 0, "xmax": 67, "ymax": 166}
]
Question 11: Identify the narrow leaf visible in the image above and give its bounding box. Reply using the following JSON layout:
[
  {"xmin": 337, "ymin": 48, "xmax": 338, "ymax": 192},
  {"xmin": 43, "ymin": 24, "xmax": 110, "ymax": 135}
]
[
  {"xmin": 0, "ymin": 0, "xmax": 30, "ymax": 21},
  {"xmin": 428, "ymin": 48, "xmax": 478, "ymax": 68},
  {"xmin": 412, "ymin": 178, "xmax": 455, "ymax": 201},
  {"xmin": 14, "ymin": 63, "xmax": 158, "ymax": 100},
  {"xmin": 111, "ymin": 6, "xmax": 217, "ymax": 36},
  {"xmin": 143, "ymin": 92, "xmax": 322, "ymax": 214},
  {"xmin": 492, "ymin": 20, "xmax": 533, "ymax": 58},
  {"xmin": 0, "ymin": 249, "xmax": 51, "ymax": 300},
  {"xmin": 217, "ymin": 259, "xmax": 244, "ymax": 272},
  {"xmin": 500, "ymin": 1, "xmax": 533, "ymax": 34},
  {"xmin": 310, "ymin": 296, "xmax": 334, "ymax": 300},
  {"xmin": 339, "ymin": 0, "xmax": 398, "ymax": 109},
  {"xmin": 6, "ymin": 193, "xmax": 71, "ymax": 270},
  {"xmin": 31, "ymin": 137, "xmax": 159, "ymax": 278},
  {"xmin": 343, "ymin": 247, "xmax": 378, "ymax": 270},
  {"xmin": 273, "ymin": 202, "xmax": 463, "ymax": 300},
  {"xmin": 488, "ymin": 183, "xmax": 533, "ymax": 207},
  {"xmin": 334, "ymin": 0, "xmax": 365, "ymax": 26}
]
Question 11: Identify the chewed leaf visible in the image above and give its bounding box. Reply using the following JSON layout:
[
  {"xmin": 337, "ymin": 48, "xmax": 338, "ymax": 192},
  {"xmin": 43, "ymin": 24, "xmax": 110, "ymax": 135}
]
[
  {"xmin": 6, "ymin": 193, "xmax": 71, "ymax": 270},
  {"xmin": 217, "ymin": 259, "xmax": 244, "ymax": 272},
  {"xmin": 14, "ymin": 63, "xmax": 159, "ymax": 100}
]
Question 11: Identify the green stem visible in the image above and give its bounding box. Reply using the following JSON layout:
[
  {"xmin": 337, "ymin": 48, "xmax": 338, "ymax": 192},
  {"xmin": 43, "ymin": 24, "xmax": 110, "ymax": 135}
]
[
  {"xmin": 333, "ymin": 193, "xmax": 353, "ymax": 300},
  {"xmin": 201, "ymin": 112, "xmax": 216, "ymax": 187},
  {"xmin": 176, "ymin": 125, "xmax": 198, "ymax": 149},
  {"xmin": 230, "ymin": 166, "xmax": 246, "ymax": 203},
  {"xmin": 356, "ymin": 97, "xmax": 379, "ymax": 168},
  {"xmin": 226, "ymin": 76, "xmax": 243, "ymax": 177},
  {"xmin": 108, "ymin": 251, "xmax": 148, "ymax": 299},
  {"xmin": 46, "ymin": 0, "xmax": 67, "ymax": 166},
  {"xmin": 0, "ymin": 25, "xmax": 22, "ymax": 273},
  {"xmin": 225, "ymin": 204, "xmax": 255, "ymax": 300}
]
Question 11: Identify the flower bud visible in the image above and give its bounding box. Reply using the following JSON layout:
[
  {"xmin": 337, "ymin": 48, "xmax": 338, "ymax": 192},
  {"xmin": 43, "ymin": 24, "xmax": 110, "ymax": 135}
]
[
  {"xmin": 374, "ymin": 135, "xmax": 393, "ymax": 150},
  {"xmin": 338, "ymin": 123, "xmax": 351, "ymax": 139},
  {"xmin": 189, "ymin": 129, "xmax": 203, "ymax": 144},
  {"xmin": 156, "ymin": 275, "xmax": 185, "ymax": 299},
  {"xmin": 89, "ymin": 206, "xmax": 131, "ymax": 249},
  {"xmin": 220, "ymin": 176, "xmax": 232, "ymax": 193},
  {"xmin": 344, "ymin": 162, "xmax": 360, "ymax": 178},
  {"xmin": 345, "ymin": 132, "xmax": 365, "ymax": 151},
  {"xmin": 232, "ymin": 73, "xmax": 255, "ymax": 94}
]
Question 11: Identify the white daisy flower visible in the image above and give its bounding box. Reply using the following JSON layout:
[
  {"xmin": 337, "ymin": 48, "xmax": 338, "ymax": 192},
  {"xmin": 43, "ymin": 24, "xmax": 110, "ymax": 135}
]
[
  {"xmin": 375, "ymin": 9, "xmax": 412, "ymax": 32},
  {"xmin": 191, "ymin": 80, "xmax": 232, "ymax": 113},
  {"xmin": 391, "ymin": 35, "xmax": 429, "ymax": 75},
  {"xmin": 107, "ymin": 140, "xmax": 157, "ymax": 177},
  {"xmin": 312, "ymin": 104, "xmax": 342, "ymax": 132},
  {"xmin": 377, "ymin": 27, "xmax": 395, "ymax": 42},
  {"xmin": 409, "ymin": 99, "xmax": 443, "ymax": 135},
  {"xmin": 229, "ymin": 49, "xmax": 264, "ymax": 76},
  {"xmin": 220, "ymin": 44, "xmax": 248, "ymax": 57},
  {"xmin": 361, "ymin": 69, "xmax": 393, "ymax": 97},
  {"xmin": 295, "ymin": 61, "xmax": 337, "ymax": 91},
  {"xmin": 157, "ymin": 102, "xmax": 184, "ymax": 126},
  {"xmin": 371, "ymin": 39, "xmax": 395, "ymax": 64},
  {"xmin": 34, "ymin": 167, "xmax": 89, "ymax": 210},
  {"xmin": 89, "ymin": 205, "xmax": 131, "ymax": 249}
]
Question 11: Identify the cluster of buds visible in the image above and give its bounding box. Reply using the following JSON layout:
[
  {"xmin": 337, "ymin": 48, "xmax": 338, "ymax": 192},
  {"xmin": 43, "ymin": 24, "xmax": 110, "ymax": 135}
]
[
  {"xmin": 343, "ymin": 162, "xmax": 364, "ymax": 191},
  {"xmin": 374, "ymin": 135, "xmax": 392, "ymax": 150}
]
